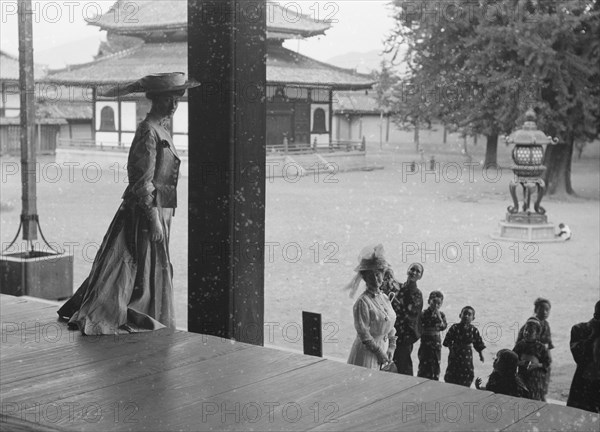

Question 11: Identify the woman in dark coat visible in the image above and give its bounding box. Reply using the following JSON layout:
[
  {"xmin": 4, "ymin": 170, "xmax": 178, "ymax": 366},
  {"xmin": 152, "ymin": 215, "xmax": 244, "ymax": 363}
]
[
  {"xmin": 566, "ymin": 301, "xmax": 600, "ymax": 413},
  {"xmin": 57, "ymin": 73, "xmax": 199, "ymax": 335}
]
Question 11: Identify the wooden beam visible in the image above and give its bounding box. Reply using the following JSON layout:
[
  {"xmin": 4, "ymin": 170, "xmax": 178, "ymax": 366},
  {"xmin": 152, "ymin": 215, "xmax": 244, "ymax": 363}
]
[
  {"xmin": 188, "ymin": 0, "xmax": 266, "ymax": 344},
  {"xmin": 18, "ymin": 0, "xmax": 37, "ymax": 240}
]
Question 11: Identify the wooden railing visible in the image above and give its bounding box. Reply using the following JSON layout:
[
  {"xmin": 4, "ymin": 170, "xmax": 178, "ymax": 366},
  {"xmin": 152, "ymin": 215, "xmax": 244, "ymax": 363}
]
[
  {"xmin": 57, "ymin": 138, "xmax": 190, "ymax": 155},
  {"xmin": 328, "ymin": 137, "xmax": 366, "ymax": 152},
  {"xmin": 58, "ymin": 138, "xmax": 362, "ymax": 157},
  {"xmin": 267, "ymin": 137, "xmax": 367, "ymax": 155},
  {"xmin": 57, "ymin": 138, "xmax": 128, "ymax": 152}
]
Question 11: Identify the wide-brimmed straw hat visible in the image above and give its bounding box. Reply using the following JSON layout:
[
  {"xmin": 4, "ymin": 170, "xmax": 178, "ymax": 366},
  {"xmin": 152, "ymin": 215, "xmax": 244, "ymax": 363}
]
[{"xmin": 100, "ymin": 72, "xmax": 200, "ymax": 97}]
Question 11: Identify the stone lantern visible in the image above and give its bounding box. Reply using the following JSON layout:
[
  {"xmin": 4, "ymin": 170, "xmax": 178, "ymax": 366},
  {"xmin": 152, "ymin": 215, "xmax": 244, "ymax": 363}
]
[{"xmin": 494, "ymin": 108, "xmax": 560, "ymax": 242}]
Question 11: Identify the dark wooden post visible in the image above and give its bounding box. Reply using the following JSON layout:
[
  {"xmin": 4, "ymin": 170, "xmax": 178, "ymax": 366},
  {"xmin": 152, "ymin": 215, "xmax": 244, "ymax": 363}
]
[
  {"xmin": 188, "ymin": 0, "xmax": 266, "ymax": 345},
  {"xmin": 302, "ymin": 311, "xmax": 322, "ymax": 357},
  {"xmin": 18, "ymin": 0, "xmax": 37, "ymax": 241}
]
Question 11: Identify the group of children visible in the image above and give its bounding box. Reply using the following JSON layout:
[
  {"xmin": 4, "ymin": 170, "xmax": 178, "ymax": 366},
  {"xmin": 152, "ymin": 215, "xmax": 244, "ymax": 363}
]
[{"xmin": 416, "ymin": 293, "xmax": 553, "ymax": 402}]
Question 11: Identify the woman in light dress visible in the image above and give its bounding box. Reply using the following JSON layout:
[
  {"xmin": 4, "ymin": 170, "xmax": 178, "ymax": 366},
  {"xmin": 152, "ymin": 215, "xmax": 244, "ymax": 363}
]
[{"xmin": 346, "ymin": 244, "xmax": 397, "ymax": 369}]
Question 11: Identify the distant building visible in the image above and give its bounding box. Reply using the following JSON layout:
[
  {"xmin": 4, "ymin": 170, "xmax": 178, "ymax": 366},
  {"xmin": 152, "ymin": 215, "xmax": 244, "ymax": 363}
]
[
  {"xmin": 0, "ymin": 50, "xmax": 71, "ymax": 155},
  {"xmin": 46, "ymin": 1, "xmax": 374, "ymax": 152},
  {"xmin": 332, "ymin": 90, "xmax": 480, "ymax": 151}
]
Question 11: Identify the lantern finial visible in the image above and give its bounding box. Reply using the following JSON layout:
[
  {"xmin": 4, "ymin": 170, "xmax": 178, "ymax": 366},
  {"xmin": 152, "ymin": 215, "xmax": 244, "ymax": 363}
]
[{"xmin": 525, "ymin": 107, "xmax": 536, "ymax": 121}]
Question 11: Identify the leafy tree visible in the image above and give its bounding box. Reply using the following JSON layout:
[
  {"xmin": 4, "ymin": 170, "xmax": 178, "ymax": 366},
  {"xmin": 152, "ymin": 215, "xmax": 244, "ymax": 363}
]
[{"xmin": 384, "ymin": 0, "xmax": 600, "ymax": 192}]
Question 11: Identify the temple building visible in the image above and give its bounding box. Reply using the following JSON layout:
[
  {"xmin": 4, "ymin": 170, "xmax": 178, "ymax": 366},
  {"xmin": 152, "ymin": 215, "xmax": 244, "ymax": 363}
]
[
  {"xmin": 46, "ymin": 1, "xmax": 374, "ymax": 152},
  {"xmin": 0, "ymin": 50, "xmax": 88, "ymax": 155}
]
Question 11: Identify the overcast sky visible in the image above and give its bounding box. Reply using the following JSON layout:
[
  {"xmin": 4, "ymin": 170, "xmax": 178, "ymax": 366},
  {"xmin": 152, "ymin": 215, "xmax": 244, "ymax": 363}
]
[{"xmin": 0, "ymin": 1, "xmax": 396, "ymax": 69}]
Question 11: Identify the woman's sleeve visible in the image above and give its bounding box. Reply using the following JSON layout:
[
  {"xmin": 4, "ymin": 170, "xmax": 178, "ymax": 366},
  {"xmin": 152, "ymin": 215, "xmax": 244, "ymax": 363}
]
[
  {"xmin": 128, "ymin": 126, "xmax": 158, "ymax": 215},
  {"xmin": 388, "ymin": 323, "xmax": 397, "ymax": 349},
  {"xmin": 353, "ymin": 297, "xmax": 373, "ymax": 343}
]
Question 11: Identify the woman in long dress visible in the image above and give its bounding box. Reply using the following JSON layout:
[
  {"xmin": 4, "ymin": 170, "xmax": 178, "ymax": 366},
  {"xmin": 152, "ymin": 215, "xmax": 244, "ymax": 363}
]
[
  {"xmin": 57, "ymin": 73, "xmax": 199, "ymax": 335},
  {"xmin": 346, "ymin": 244, "xmax": 397, "ymax": 369}
]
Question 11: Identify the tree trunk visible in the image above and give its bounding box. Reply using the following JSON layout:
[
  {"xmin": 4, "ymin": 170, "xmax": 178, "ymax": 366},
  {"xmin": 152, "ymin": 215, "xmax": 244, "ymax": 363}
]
[
  {"xmin": 544, "ymin": 135, "xmax": 575, "ymax": 196},
  {"xmin": 414, "ymin": 120, "xmax": 420, "ymax": 152},
  {"xmin": 484, "ymin": 134, "xmax": 498, "ymax": 168}
]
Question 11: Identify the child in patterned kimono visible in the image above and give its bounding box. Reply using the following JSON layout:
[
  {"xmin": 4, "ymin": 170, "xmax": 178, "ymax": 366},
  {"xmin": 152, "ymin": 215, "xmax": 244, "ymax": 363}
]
[
  {"xmin": 443, "ymin": 306, "xmax": 486, "ymax": 387},
  {"xmin": 418, "ymin": 291, "xmax": 447, "ymax": 380},
  {"xmin": 513, "ymin": 317, "xmax": 551, "ymax": 401},
  {"xmin": 475, "ymin": 349, "xmax": 530, "ymax": 398},
  {"xmin": 517, "ymin": 298, "xmax": 553, "ymax": 396}
]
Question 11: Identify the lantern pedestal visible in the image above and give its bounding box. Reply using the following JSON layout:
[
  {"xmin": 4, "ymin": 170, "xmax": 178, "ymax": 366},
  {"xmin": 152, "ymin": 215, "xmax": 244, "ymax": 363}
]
[
  {"xmin": 492, "ymin": 220, "xmax": 559, "ymax": 243},
  {"xmin": 491, "ymin": 108, "xmax": 562, "ymax": 243},
  {"xmin": 0, "ymin": 251, "xmax": 73, "ymax": 300}
]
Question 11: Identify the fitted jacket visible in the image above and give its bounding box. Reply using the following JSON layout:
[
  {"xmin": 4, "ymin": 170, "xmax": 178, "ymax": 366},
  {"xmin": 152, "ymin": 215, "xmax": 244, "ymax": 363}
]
[{"xmin": 122, "ymin": 117, "xmax": 180, "ymax": 211}]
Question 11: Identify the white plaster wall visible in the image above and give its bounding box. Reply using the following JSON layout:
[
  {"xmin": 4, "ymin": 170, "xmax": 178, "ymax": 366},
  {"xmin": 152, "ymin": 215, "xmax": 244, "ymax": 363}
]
[{"xmin": 120, "ymin": 102, "xmax": 136, "ymax": 132}]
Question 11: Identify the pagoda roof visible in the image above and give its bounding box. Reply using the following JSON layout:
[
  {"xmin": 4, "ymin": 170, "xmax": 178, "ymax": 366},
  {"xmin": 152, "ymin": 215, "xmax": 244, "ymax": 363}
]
[
  {"xmin": 89, "ymin": 1, "xmax": 331, "ymax": 40},
  {"xmin": 0, "ymin": 50, "xmax": 47, "ymax": 80},
  {"xmin": 46, "ymin": 42, "xmax": 375, "ymax": 91}
]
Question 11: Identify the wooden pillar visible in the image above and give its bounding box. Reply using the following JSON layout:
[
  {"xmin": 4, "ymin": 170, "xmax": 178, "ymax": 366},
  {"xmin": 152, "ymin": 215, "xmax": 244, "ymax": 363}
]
[
  {"xmin": 18, "ymin": 0, "xmax": 37, "ymax": 241},
  {"xmin": 188, "ymin": 0, "xmax": 266, "ymax": 345}
]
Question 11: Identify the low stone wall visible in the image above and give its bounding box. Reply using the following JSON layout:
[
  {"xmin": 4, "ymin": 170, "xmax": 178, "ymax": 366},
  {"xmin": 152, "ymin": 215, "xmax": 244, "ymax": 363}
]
[{"xmin": 56, "ymin": 148, "xmax": 375, "ymax": 179}]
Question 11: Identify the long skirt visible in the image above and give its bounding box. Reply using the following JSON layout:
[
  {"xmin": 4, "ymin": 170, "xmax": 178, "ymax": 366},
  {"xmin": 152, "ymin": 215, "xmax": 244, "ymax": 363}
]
[
  {"xmin": 57, "ymin": 201, "xmax": 175, "ymax": 335},
  {"xmin": 347, "ymin": 336, "xmax": 389, "ymax": 370}
]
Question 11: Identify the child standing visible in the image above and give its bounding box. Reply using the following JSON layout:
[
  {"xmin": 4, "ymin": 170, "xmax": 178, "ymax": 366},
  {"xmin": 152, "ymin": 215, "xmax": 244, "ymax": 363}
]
[
  {"xmin": 517, "ymin": 298, "xmax": 553, "ymax": 396},
  {"xmin": 517, "ymin": 298, "xmax": 554, "ymax": 351},
  {"xmin": 443, "ymin": 306, "xmax": 486, "ymax": 387},
  {"xmin": 475, "ymin": 349, "xmax": 530, "ymax": 398},
  {"xmin": 513, "ymin": 317, "xmax": 551, "ymax": 401},
  {"xmin": 418, "ymin": 291, "xmax": 447, "ymax": 380}
]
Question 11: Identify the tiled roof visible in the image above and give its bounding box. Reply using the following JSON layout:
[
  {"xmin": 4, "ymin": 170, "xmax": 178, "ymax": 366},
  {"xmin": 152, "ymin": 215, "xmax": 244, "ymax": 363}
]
[
  {"xmin": 37, "ymin": 101, "xmax": 93, "ymax": 120},
  {"xmin": 0, "ymin": 50, "xmax": 47, "ymax": 80},
  {"xmin": 46, "ymin": 42, "xmax": 375, "ymax": 90},
  {"xmin": 0, "ymin": 117, "xmax": 67, "ymax": 125},
  {"xmin": 89, "ymin": 1, "xmax": 330, "ymax": 39},
  {"xmin": 333, "ymin": 90, "xmax": 382, "ymax": 114},
  {"xmin": 267, "ymin": 45, "xmax": 375, "ymax": 90}
]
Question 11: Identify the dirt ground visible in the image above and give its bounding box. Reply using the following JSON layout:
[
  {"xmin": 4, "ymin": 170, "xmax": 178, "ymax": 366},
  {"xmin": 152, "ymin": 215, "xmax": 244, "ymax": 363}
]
[{"xmin": 1, "ymin": 138, "xmax": 598, "ymax": 402}]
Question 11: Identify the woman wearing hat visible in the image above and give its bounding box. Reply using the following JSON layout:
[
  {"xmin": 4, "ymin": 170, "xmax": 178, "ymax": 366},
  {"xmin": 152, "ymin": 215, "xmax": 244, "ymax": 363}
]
[
  {"xmin": 346, "ymin": 244, "xmax": 397, "ymax": 369},
  {"xmin": 57, "ymin": 73, "xmax": 199, "ymax": 335}
]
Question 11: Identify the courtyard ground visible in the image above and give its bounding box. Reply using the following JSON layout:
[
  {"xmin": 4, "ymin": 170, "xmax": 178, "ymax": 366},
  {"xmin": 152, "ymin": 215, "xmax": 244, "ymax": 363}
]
[{"xmin": 1, "ymin": 137, "xmax": 598, "ymax": 402}]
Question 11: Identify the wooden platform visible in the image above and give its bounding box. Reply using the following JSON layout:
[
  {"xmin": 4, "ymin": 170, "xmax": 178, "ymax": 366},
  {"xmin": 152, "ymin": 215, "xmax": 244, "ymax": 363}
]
[{"xmin": 1, "ymin": 294, "xmax": 598, "ymax": 431}]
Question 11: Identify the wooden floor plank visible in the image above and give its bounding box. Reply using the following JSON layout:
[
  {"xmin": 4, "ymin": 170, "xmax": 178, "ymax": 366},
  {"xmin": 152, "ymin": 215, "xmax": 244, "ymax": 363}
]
[
  {"xmin": 1, "ymin": 329, "xmax": 246, "ymax": 387},
  {"xmin": 188, "ymin": 359, "xmax": 426, "ymax": 431},
  {"xmin": 503, "ymin": 403, "xmax": 600, "ymax": 432},
  {"xmin": 0, "ymin": 294, "xmax": 36, "ymax": 307},
  {"xmin": 3, "ymin": 346, "xmax": 322, "ymax": 431},
  {"xmin": 1, "ymin": 302, "xmax": 58, "ymax": 321},
  {"xmin": 2, "ymin": 294, "xmax": 599, "ymax": 432},
  {"xmin": 309, "ymin": 379, "xmax": 486, "ymax": 432}
]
